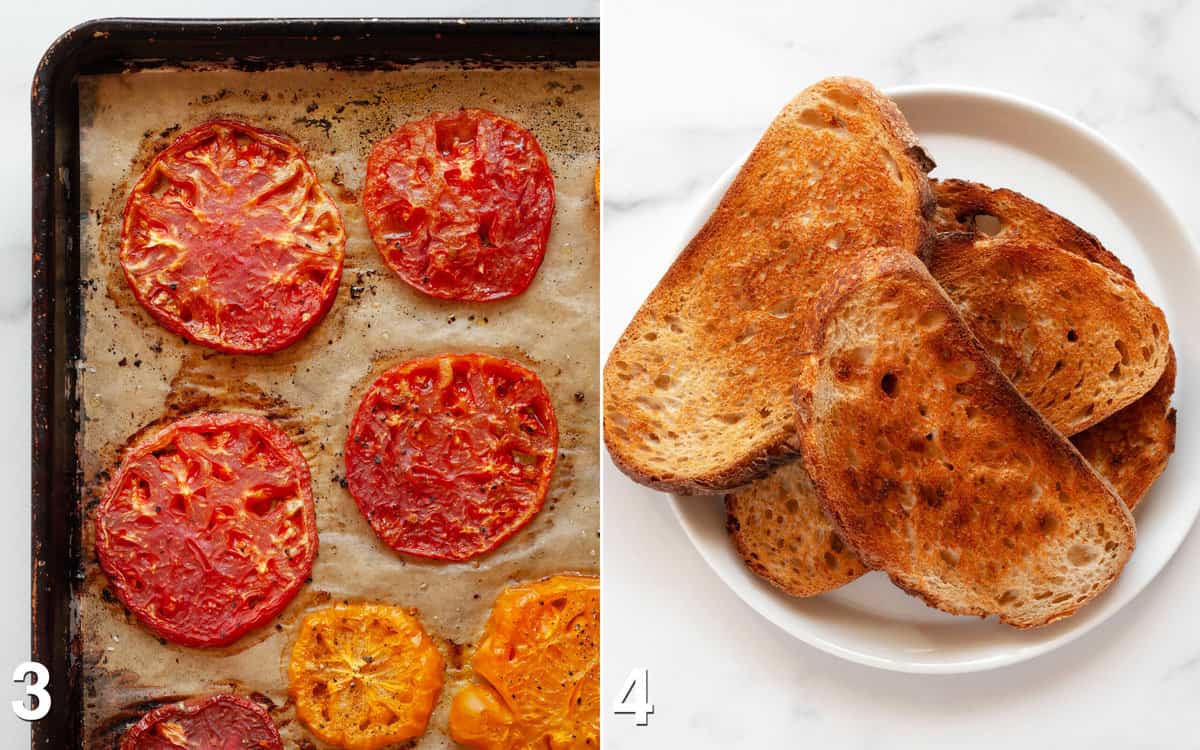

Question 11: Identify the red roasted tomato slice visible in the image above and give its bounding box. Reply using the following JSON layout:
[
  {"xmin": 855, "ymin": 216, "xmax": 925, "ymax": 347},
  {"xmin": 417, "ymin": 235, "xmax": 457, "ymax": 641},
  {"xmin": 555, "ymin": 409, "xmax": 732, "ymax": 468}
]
[
  {"xmin": 121, "ymin": 693, "xmax": 283, "ymax": 750},
  {"xmin": 345, "ymin": 354, "xmax": 558, "ymax": 561},
  {"xmin": 95, "ymin": 413, "xmax": 318, "ymax": 647},
  {"xmin": 362, "ymin": 109, "xmax": 555, "ymax": 302},
  {"xmin": 120, "ymin": 119, "xmax": 346, "ymax": 354}
]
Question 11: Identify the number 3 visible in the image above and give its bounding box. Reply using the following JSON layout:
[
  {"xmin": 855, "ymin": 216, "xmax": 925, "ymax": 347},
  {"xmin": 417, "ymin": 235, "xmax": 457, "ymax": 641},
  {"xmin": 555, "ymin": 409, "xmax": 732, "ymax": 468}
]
[
  {"xmin": 612, "ymin": 667, "xmax": 654, "ymax": 726},
  {"xmin": 12, "ymin": 662, "xmax": 50, "ymax": 721}
]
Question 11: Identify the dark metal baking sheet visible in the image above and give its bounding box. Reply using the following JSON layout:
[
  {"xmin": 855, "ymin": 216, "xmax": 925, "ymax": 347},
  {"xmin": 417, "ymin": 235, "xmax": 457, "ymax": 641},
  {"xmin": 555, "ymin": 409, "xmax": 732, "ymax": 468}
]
[{"xmin": 31, "ymin": 17, "xmax": 598, "ymax": 749}]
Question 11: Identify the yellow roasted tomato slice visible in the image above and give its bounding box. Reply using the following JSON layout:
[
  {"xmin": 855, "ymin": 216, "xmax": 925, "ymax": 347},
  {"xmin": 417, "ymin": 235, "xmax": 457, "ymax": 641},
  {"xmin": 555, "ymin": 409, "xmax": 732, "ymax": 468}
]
[
  {"xmin": 449, "ymin": 575, "xmax": 599, "ymax": 750},
  {"xmin": 288, "ymin": 604, "xmax": 444, "ymax": 750}
]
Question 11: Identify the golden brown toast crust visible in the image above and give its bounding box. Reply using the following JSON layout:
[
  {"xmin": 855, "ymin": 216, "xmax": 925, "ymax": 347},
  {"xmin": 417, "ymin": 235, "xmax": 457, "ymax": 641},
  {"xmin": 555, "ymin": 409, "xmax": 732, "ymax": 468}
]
[
  {"xmin": 932, "ymin": 178, "xmax": 1134, "ymax": 279},
  {"xmin": 725, "ymin": 462, "xmax": 865, "ymax": 596},
  {"xmin": 1073, "ymin": 347, "xmax": 1177, "ymax": 508},
  {"xmin": 605, "ymin": 78, "xmax": 935, "ymax": 494},
  {"xmin": 794, "ymin": 248, "xmax": 1135, "ymax": 627},
  {"xmin": 929, "ymin": 237, "xmax": 1169, "ymax": 435}
]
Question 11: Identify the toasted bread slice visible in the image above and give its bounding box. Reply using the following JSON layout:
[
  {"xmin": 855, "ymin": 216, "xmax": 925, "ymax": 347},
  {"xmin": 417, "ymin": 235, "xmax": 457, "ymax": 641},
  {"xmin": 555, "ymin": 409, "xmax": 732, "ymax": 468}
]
[
  {"xmin": 604, "ymin": 78, "xmax": 935, "ymax": 494},
  {"xmin": 725, "ymin": 463, "xmax": 865, "ymax": 596},
  {"xmin": 732, "ymin": 185, "xmax": 1172, "ymax": 600},
  {"xmin": 933, "ymin": 177, "xmax": 1175, "ymax": 497},
  {"xmin": 794, "ymin": 248, "xmax": 1135, "ymax": 627},
  {"xmin": 932, "ymin": 178, "xmax": 1133, "ymax": 279},
  {"xmin": 729, "ymin": 257, "xmax": 1170, "ymax": 599},
  {"xmin": 1074, "ymin": 347, "xmax": 1177, "ymax": 509},
  {"xmin": 929, "ymin": 236, "xmax": 1169, "ymax": 435}
]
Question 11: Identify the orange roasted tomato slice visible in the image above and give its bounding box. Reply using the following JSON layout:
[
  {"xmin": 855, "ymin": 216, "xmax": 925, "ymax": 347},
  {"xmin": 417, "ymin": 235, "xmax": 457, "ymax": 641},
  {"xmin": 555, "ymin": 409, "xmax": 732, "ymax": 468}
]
[
  {"xmin": 449, "ymin": 575, "xmax": 599, "ymax": 750},
  {"xmin": 121, "ymin": 693, "xmax": 282, "ymax": 750},
  {"xmin": 120, "ymin": 119, "xmax": 346, "ymax": 354},
  {"xmin": 362, "ymin": 109, "xmax": 555, "ymax": 301},
  {"xmin": 95, "ymin": 412, "xmax": 318, "ymax": 647},
  {"xmin": 344, "ymin": 353, "xmax": 558, "ymax": 562},
  {"xmin": 288, "ymin": 604, "xmax": 445, "ymax": 750}
]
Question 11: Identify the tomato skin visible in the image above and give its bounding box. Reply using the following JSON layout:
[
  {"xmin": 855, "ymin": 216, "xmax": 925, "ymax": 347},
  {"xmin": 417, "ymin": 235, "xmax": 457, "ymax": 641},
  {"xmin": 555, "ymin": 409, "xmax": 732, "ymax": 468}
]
[
  {"xmin": 120, "ymin": 694, "xmax": 282, "ymax": 750},
  {"xmin": 95, "ymin": 413, "xmax": 318, "ymax": 648},
  {"xmin": 121, "ymin": 119, "xmax": 346, "ymax": 354},
  {"xmin": 362, "ymin": 109, "xmax": 555, "ymax": 302},
  {"xmin": 344, "ymin": 353, "xmax": 558, "ymax": 562}
]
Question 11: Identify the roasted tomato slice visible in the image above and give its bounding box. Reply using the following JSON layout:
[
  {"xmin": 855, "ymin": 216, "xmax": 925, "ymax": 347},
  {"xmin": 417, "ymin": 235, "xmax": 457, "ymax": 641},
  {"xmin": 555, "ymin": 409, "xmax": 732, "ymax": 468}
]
[
  {"xmin": 95, "ymin": 412, "xmax": 318, "ymax": 647},
  {"xmin": 344, "ymin": 353, "xmax": 558, "ymax": 562},
  {"xmin": 288, "ymin": 604, "xmax": 444, "ymax": 750},
  {"xmin": 362, "ymin": 109, "xmax": 555, "ymax": 301},
  {"xmin": 120, "ymin": 119, "xmax": 346, "ymax": 354},
  {"xmin": 121, "ymin": 693, "xmax": 282, "ymax": 750},
  {"xmin": 449, "ymin": 575, "xmax": 599, "ymax": 750}
]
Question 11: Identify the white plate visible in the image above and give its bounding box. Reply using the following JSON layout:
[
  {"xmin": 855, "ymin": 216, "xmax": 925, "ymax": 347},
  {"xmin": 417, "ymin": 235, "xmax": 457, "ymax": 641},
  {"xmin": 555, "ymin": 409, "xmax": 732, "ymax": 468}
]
[{"xmin": 665, "ymin": 85, "xmax": 1200, "ymax": 673}]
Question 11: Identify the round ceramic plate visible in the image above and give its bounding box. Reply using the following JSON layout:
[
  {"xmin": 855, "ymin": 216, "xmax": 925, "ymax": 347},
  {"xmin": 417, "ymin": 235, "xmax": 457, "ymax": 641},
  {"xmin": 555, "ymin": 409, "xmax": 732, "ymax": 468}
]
[{"xmin": 667, "ymin": 85, "xmax": 1200, "ymax": 673}]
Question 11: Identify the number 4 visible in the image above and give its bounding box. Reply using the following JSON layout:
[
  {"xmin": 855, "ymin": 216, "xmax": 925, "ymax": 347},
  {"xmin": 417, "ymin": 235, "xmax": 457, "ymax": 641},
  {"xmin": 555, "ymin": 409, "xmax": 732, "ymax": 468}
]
[
  {"xmin": 12, "ymin": 662, "xmax": 50, "ymax": 721},
  {"xmin": 612, "ymin": 667, "xmax": 654, "ymax": 725}
]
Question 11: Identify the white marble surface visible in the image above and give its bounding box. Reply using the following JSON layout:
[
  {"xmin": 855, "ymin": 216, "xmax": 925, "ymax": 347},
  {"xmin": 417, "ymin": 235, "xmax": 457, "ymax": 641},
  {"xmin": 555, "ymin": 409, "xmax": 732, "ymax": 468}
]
[
  {"xmin": 601, "ymin": 1, "xmax": 1200, "ymax": 748},
  {"xmin": 1, "ymin": 2, "xmax": 596, "ymax": 746}
]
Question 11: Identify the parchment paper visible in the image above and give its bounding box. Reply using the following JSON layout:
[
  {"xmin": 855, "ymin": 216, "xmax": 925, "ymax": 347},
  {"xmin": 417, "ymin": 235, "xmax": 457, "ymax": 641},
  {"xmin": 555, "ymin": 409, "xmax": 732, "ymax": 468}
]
[{"xmin": 76, "ymin": 64, "xmax": 598, "ymax": 749}]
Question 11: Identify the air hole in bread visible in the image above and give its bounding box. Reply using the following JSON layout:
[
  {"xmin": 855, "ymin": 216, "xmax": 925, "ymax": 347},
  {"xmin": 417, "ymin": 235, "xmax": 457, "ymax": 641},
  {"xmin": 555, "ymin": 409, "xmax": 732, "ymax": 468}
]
[
  {"xmin": 1068, "ymin": 544, "xmax": 1099, "ymax": 566},
  {"xmin": 1140, "ymin": 344, "xmax": 1151, "ymax": 361},
  {"xmin": 997, "ymin": 589, "xmax": 1019, "ymax": 605},
  {"xmin": 1152, "ymin": 322, "xmax": 1160, "ymax": 338},
  {"xmin": 1066, "ymin": 329, "xmax": 1078, "ymax": 342},
  {"xmin": 653, "ymin": 374, "xmax": 671, "ymax": 389},
  {"xmin": 1050, "ymin": 360, "xmax": 1064, "ymax": 376},
  {"xmin": 716, "ymin": 413, "xmax": 744, "ymax": 425},
  {"xmin": 939, "ymin": 548, "xmax": 960, "ymax": 566},
  {"xmin": 973, "ymin": 213, "xmax": 1002, "ymax": 236},
  {"xmin": 1114, "ymin": 339, "xmax": 1129, "ymax": 364},
  {"xmin": 880, "ymin": 372, "xmax": 898, "ymax": 397},
  {"xmin": 823, "ymin": 551, "xmax": 837, "ymax": 569}
]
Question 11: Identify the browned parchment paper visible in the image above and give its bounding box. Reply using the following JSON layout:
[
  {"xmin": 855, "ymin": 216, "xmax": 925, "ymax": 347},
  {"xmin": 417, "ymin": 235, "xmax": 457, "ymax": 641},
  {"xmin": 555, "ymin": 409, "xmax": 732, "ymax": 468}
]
[{"xmin": 76, "ymin": 64, "xmax": 598, "ymax": 749}]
